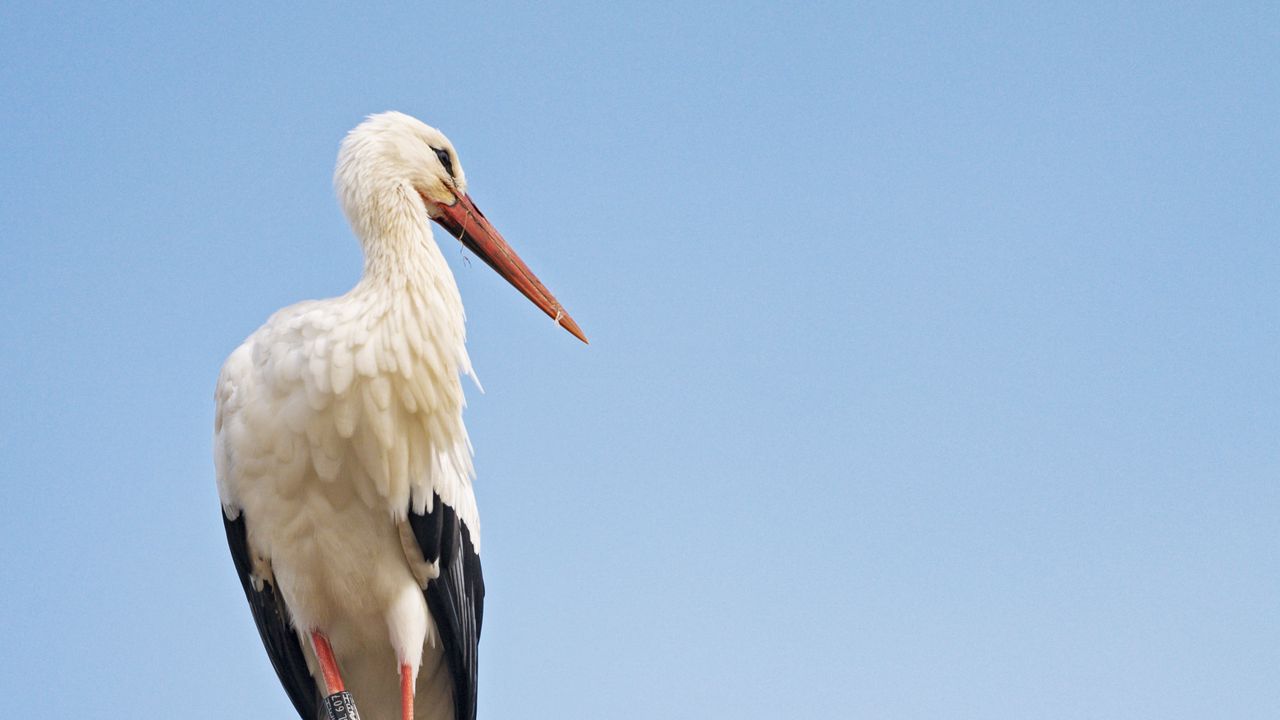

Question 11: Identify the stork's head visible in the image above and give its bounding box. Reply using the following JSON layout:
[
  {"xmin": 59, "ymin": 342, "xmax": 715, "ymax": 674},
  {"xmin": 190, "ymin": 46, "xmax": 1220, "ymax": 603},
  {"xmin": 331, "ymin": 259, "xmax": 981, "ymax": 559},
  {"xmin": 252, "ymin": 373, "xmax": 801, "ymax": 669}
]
[
  {"xmin": 336, "ymin": 111, "xmax": 467, "ymax": 213},
  {"xmin": 335, "ymin": 111, "xmax": 586, "ymax": 343}
]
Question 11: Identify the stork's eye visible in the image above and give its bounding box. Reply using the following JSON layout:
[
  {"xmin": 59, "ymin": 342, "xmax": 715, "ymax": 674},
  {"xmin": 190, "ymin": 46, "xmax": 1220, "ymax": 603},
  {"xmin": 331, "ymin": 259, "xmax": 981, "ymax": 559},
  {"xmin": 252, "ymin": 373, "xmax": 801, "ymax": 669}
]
[{"xmin": 432, "ymin": 147, "xmax": 455, "ymax": 177}]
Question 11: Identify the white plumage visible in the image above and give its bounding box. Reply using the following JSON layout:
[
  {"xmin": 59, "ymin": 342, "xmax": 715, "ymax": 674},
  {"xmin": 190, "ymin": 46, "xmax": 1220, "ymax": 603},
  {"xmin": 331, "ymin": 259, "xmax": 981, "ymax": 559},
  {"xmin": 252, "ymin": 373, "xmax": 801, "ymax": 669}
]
[{"xmin": 215, "ymin": 112, "xmax": 584, "ymax": 720}]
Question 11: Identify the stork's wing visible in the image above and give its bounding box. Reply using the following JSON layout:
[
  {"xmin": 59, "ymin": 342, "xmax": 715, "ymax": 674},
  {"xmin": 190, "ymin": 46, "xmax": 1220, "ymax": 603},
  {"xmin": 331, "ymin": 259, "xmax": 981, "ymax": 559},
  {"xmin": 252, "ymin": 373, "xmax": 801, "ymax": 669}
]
[
  {"xmin": 406, "ymin": 493, "xmax": 485, "ymax": 720},
  {"xmin": 222, "ymin": 509, "xmax": 320, "ymax": 720}
]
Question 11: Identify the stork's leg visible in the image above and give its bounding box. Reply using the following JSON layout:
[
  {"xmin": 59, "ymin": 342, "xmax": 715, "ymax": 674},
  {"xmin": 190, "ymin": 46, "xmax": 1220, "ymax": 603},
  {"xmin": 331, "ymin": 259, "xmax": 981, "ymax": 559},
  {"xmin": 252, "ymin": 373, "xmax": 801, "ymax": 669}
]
[
  {"xmin": 400, "ymin": 663, "xmax": 414, "ymax": 720},
  {"xmin": 310, "ymin": 631, "xmax": 346, "ymax": 693},
  {"xmin": 311, "ymin": 632, "xmax": 365, "ymax": 720}
]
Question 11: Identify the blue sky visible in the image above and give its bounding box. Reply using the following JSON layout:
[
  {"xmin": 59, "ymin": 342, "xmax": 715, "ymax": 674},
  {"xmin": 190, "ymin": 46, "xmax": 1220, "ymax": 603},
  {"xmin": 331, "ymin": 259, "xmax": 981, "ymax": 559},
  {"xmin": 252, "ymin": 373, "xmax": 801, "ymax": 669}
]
[{"xmin": 1, "ymin": 2, "xmax": 1276, "ymax": 718}]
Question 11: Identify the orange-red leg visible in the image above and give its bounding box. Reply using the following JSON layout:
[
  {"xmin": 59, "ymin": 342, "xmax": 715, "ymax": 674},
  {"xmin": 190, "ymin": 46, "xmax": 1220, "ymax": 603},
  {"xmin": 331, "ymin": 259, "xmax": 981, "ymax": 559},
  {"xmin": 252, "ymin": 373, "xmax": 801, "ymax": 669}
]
[
  {"xmin": 400, "ymin": 663, "xmax": 414, "ymax": 720},
  {"xmin": 310, "ymin": 631, "xmax": 345, "ymax": 694}
]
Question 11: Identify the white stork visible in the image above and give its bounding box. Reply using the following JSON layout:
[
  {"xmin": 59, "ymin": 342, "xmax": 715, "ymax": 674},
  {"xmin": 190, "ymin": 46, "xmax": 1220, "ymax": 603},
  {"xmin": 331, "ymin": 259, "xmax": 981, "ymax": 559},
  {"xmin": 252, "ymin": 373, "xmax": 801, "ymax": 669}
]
[{"xmin": 214, "ymin": 111, "xmax": 586, "ymax": 720}]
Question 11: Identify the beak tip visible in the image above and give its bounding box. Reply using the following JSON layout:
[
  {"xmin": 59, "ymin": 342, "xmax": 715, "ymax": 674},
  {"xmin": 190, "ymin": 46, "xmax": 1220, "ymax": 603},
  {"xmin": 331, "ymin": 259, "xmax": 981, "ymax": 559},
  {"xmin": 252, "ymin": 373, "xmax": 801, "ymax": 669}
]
[{"xmin": 558, "ymin": 316, "xmax": 589, "ymax": 345}]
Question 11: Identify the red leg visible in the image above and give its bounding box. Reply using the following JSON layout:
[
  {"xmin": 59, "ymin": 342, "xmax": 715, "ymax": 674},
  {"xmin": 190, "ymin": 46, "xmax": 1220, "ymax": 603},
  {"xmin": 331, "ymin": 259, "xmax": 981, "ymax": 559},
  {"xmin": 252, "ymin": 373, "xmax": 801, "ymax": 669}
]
[
  {"xmin": 310, "ymin": 631, "xmax": 345, "ymax": 694},
  {"xmin": 400, "ymin": 663, "xmax": 414, "ymax": 720}
]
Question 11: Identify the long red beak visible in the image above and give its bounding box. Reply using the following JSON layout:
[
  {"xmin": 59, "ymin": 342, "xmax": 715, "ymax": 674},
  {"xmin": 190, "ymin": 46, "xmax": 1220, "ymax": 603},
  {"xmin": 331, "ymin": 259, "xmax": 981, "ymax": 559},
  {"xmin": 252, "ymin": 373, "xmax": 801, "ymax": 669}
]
[{"xmin": 427, "ymin": 191, "xmax": 587, "ymax": 344}]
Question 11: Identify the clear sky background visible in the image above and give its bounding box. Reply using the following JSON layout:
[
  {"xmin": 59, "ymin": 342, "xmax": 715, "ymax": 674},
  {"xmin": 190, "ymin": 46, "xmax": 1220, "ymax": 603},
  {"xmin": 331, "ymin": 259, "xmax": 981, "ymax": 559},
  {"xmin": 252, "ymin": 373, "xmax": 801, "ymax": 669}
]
[{"xmin": 1, "ymin": 2, "xmax": 1276, "ymax": 718}]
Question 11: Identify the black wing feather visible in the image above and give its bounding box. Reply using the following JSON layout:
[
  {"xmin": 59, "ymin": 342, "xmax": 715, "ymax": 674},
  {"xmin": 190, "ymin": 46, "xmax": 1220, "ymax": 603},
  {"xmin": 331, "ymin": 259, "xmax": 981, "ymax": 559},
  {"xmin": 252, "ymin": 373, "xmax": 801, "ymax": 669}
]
[
  {"xmin": 223, "ymin": 510, "xmax": 321, "ymax": 720},
  {"xmin": 407, "ymin": 493, "xmax": 485, "ymax": 720}
]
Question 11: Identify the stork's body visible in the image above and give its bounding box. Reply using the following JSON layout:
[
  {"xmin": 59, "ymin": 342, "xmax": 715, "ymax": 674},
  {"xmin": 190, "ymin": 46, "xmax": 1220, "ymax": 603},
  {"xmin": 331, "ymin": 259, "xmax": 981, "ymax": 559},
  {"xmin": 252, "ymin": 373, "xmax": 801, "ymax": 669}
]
[{"xmin": 215, "ymin": 112, "xmax": 583, "ymax": 720}]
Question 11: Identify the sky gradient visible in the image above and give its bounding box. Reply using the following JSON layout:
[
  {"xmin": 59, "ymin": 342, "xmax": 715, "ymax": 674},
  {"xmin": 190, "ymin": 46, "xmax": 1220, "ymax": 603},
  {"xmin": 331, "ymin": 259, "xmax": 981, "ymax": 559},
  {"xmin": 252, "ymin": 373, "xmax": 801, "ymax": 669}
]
[{"xmin": 1, "ymin": 2, "xmax": 1277, "ymax": 718}]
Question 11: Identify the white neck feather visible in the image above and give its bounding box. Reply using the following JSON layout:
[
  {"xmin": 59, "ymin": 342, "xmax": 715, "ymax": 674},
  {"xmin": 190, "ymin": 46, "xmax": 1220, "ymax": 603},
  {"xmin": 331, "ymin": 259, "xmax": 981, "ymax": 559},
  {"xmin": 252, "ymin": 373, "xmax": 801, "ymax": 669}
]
[
  {"xmin": 336, "ymin": 177, "xmax": 481, "ymax": 533},
  {"xmin": 346, "ymin": 177, "xmax": 474, "ymax": 377}
]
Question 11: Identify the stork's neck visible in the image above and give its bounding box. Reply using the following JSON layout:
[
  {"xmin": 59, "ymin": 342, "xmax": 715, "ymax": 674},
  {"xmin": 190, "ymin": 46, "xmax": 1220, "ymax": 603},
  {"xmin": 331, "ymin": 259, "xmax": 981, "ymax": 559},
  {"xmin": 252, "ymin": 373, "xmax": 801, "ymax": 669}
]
[
  {"xmin": 329, "ymin": 172, "xmax": 479, "ymax": 525},
  {"xmin": 345, "ymin": 182, "xmax": 439, "ymax": 283},
  {"xmin": 343, "ymin": 182, "xmax": 469, "ymax": 367}
]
